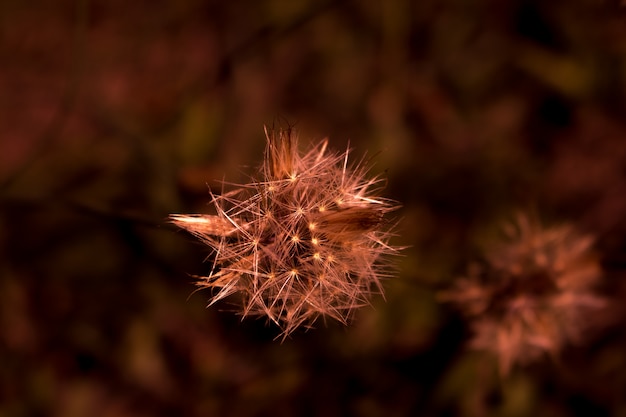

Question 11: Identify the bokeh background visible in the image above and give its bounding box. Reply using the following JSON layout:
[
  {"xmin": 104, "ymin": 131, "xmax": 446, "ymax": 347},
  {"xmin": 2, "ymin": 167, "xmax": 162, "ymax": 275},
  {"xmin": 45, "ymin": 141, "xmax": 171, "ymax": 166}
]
[{"xmin": 1, "ymin": 0, "xmax": 626, "ymax": 416}]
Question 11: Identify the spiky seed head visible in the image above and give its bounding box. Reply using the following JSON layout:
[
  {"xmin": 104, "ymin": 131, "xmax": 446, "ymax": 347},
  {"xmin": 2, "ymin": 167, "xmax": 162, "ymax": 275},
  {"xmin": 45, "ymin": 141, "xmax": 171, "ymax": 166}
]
[
  {"xmin": 440, "ymin": 212, "xmax": 607, "ymax": 375},
  {"xmin": 171, "ymin": 126, "xmax": 401, "ymax": 338}
]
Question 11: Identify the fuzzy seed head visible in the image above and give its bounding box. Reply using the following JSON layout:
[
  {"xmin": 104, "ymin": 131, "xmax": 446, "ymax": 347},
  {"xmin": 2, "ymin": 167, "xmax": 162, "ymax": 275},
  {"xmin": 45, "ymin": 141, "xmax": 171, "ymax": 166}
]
[
  {"xmin": 440, "ymin": 213, "xmax": 607, "ymax": 375},
  {"xmin": 171, "ymin": 127, "xmax": 400, "ymax": 337}
]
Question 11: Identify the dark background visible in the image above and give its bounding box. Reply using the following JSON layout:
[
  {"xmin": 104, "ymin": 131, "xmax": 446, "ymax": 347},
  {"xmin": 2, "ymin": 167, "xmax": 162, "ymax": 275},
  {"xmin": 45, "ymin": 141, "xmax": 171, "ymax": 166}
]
[{"xmin": 1, "ymin": 0, "xmax": 626, "ymax": 416}]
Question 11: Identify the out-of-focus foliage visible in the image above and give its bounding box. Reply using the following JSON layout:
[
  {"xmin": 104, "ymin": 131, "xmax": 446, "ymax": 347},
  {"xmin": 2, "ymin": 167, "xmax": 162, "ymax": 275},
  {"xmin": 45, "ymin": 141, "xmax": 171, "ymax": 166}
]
[{"xmin": 1, "ymin": 0, "xmax": 626, "ymax": 416}]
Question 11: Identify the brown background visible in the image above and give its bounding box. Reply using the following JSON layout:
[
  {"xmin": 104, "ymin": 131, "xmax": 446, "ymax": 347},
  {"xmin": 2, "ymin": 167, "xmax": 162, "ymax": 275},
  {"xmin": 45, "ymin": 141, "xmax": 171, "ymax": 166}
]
[{"xmin": 1, "ymin": 0, "xmax": 626, "ymax": 416}]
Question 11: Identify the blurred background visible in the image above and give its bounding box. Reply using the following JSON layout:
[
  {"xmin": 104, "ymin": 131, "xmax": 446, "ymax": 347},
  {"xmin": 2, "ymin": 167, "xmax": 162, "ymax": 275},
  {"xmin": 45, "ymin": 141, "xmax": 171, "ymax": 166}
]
[{"xmin": 1, "ymin": 0, "xmax": 626, "ymax": 415}]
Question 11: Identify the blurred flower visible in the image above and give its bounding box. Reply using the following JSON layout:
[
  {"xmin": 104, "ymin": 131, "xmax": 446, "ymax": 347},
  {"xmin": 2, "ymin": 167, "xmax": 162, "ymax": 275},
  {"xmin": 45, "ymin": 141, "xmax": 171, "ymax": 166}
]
[
  {"xmin": 440, "ymin": 213, "xmax": 607, "ymax": 375},
  {"xmin": 171, "ymin": 127, "xmax": 400, "ymax": 337}
]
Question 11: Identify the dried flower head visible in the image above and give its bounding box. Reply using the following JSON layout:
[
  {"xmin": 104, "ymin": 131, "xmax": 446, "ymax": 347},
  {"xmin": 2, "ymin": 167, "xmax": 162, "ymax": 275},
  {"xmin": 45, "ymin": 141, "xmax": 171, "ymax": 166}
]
[
  {"xmin": 440, "ymin": 213, "xmax": 607, "ymax": 375},
  {"xmin": 171, "ymin": 126, "xmax": 400, "ymax": 337}
]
